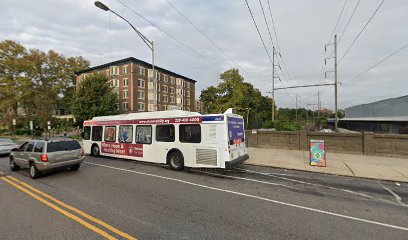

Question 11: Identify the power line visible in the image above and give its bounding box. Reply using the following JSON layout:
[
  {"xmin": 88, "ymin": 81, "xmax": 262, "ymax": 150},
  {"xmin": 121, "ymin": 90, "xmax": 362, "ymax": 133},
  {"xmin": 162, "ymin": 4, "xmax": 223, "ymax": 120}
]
[
  {"xmin": 165, "ymin": 0, "xmax": 252, "ymax": 77},
  {"xmin": 339, "ymin": 0, "xmax": 386, "ymax": 63},
  {"xmin": 338, "ymin": 0, "xmax": 361, "ymax": 43},
  {"xmin": 350, "ymin": 40, "xmax": 408, "ymax": 79},
  {"xmin": 115, "ymin": 0, "xmax": 224, "ymax": 70},
  {"xmin": 327, "ymin": 0, "xmax": 348, "ymax": 44},
  {"xmin": 266, "ymin": 0, "xmax": 293, "ymax": 81},
  {"xmin": 258, "ymin": 0, "xmax": 292, "ymax": 96},
  {"xmin": 244, "ymin": 0, "xmax": 273, "ymax": 64}
]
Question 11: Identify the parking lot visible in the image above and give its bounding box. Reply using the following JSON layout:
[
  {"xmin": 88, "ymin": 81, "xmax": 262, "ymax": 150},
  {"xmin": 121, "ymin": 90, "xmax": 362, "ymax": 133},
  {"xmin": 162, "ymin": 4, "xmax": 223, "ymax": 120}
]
[{"xmin": 1, "ymin": 154, "xmax": 408, "ymax": 240}]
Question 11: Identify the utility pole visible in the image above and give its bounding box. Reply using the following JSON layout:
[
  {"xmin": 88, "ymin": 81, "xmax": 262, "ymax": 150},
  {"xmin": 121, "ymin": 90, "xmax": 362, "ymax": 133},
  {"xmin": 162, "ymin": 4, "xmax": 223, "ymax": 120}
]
[
  {"xmin": 334, "ymin": 34, "xmax": 338, "ymax": 132},
  {"xmin": 295, "ymin": 94, "xmax": 298, "ymax": 122},
  {"xmin": 317, "ymin": 92, "xmax": 320, "ymax": 118},
  {"xmin": 272, "ymin": 46, "xmax": 275, "ymax": 122}
]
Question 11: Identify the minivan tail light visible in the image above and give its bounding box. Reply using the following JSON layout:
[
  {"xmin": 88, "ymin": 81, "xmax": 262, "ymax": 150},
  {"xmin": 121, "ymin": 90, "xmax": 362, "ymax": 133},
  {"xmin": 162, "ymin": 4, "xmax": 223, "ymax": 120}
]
[
  {"xmin": 81, "ymin": 148, "xmax": 84, "ymax": 157},
  {"xmin": 40, "ymin": 154, "xmax": 48, "ymax": 162}
]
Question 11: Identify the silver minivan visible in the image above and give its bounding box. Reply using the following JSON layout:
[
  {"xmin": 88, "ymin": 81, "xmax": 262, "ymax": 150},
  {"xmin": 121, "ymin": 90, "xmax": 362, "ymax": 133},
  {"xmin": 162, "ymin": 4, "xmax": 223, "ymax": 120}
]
[{"xmin": 9, "ymin": 138, "xmax": 84, "ymax": 179}]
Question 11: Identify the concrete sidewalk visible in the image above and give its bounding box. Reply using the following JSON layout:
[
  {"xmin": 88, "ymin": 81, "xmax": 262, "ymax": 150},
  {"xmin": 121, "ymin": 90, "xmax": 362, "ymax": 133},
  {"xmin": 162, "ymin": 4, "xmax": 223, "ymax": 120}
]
[{"xmin": 246, "ymin": 148, "xmax": 408, "ymax": 183}]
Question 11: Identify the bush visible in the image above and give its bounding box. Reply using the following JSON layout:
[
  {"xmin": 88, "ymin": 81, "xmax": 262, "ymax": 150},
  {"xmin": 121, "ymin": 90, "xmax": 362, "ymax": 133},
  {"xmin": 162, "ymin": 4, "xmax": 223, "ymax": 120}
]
[{"xmin": 262, "ymin": 120, "xmax": 274, "ymax": 129}]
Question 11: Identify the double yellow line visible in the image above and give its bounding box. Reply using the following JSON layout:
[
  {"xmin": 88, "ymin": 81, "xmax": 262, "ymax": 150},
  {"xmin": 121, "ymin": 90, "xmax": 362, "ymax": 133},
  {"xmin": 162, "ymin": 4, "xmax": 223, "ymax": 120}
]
[{"xmin": 0, "ymin": 175, "xmax": 137, "ymax": 240}]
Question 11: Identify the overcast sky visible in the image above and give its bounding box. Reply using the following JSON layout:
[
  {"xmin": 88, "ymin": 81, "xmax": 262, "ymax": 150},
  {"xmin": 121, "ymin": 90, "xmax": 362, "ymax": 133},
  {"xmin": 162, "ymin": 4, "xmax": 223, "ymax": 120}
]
[{"xmin": 1, "ymin": 0, "xmax": 407, "ymax": 110}]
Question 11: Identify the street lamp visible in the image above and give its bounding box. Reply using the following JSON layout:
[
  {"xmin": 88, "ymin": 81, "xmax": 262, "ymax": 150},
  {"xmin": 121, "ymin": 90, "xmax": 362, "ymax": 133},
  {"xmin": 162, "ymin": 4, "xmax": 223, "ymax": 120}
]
[
  {"xmin": 245, "ymin": 108, "xmax": 251, "ymax": 129},
  {"xmin": 94, "ymin": 1, "xmax": 157, "ymax": 111}
]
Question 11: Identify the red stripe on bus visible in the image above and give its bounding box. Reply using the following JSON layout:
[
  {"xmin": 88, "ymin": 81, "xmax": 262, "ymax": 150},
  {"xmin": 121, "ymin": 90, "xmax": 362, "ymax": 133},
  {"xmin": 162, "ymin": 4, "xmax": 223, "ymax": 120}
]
[{"xmin": 84, "ymin": 117, "xmax": 202, "ymax": 126}]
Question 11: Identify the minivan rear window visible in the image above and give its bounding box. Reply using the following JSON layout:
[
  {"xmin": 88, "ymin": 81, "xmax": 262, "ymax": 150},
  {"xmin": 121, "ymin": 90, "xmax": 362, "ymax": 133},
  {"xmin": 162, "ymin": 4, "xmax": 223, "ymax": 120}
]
[{"xmin": 47, "ymin": 141, "xmax": 81, "ymax": 153}]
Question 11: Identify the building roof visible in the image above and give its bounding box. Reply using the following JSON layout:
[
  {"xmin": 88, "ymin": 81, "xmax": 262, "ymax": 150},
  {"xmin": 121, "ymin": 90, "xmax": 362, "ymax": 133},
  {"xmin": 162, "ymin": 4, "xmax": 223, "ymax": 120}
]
[
  {"xmin": 339, "ymin": 116, "xmax": 408, "ymax": 122},
  {"xmin": 75, "ymin": 57, "xmax": 196, "ymax": 83}
]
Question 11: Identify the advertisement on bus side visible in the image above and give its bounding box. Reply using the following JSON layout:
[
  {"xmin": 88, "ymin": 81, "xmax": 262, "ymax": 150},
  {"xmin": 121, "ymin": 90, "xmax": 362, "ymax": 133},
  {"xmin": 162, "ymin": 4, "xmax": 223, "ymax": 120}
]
[
  {"xmin": 227, "ymin": 117, "xmax": 244, "ymax": 145},
  {"xmin": 101, "ymin": 142, "xmax": 143, "ymax": 157}
]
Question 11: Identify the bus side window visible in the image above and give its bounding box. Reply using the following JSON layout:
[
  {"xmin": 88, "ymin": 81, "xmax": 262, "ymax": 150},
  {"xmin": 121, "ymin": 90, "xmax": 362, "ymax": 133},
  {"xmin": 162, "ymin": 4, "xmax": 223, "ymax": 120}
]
[
  {"xmin": 83, "ymin": 126, "xmax": 91, "ymax": 140},
  {"xmin": 136, "ymin": 125, "xmax": 152, "ymax": 144},
  {"xmin": 119, "ymin": 125, "xmax": 133, "ymax": 143},
  {"xmin": 179, "ymin": 124, "xmax": 201, "ymax": 143},
  {"xmin": 156, "ymin": 125, "xmax": 175, "ymax": 142},
  {"xmin": 91, "ymin": 126, "xmax": 103, "ymax": 142},
  {"xmin": 104, "ymin": 126, "xmax": 116, "ymax": 142}
]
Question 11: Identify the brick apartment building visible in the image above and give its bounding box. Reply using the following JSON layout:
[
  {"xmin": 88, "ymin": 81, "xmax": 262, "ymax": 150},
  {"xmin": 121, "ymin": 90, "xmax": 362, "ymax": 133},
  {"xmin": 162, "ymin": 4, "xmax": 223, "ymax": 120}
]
[{"xmin": 75, "ymin": 57, "xmax": 196, "ymax": 113}]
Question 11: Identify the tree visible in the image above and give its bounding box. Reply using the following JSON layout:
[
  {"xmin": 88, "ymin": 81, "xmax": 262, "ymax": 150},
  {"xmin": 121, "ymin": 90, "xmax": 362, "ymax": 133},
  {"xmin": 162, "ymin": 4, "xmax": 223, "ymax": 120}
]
[
  {"xmin": 200, "ymin": 68, "xmax": 273, "ymax": 129},
  {"xmin": 0, "ymin": 40, "xmax": 90, "ymax": 130},
  {"xmin": 71, "ymin": 73, "xmax": 119, "ymax": 124}
]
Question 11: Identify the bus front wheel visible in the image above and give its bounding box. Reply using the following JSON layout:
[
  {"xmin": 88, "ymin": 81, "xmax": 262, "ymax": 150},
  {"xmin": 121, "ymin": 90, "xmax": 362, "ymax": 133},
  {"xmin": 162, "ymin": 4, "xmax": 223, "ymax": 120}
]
[
  {"xmin": 168, "ymin": 151, "xmax": 184, "ymax": 171},
  {"xmin": 91, "ymin": 144, "xmax": 100, "ymax": 157}
]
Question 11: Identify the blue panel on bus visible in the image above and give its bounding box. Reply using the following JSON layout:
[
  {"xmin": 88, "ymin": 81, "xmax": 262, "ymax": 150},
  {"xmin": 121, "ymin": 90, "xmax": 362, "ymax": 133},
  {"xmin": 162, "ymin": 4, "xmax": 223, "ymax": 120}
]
[
  {"xmin": 227, "ymin": 117, "xmax": 244, "ymax": 141},
  {"xmin": 202, "ymin": 115, "xmax": 224, "ymax": 122}
]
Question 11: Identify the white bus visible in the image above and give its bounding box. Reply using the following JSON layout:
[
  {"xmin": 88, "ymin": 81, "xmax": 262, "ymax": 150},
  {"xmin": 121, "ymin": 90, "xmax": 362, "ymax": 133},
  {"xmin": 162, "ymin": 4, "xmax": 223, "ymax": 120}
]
[{"xmin": 82, "ymin": 108, "xmax": 249, "ymax": 170}]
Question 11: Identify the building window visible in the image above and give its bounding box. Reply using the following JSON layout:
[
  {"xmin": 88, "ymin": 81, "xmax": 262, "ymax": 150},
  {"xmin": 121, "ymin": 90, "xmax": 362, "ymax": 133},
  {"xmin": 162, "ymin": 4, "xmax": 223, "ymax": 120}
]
[
  {"xmin": 170, "ymin": 96, "xmax": 175, "ymax": 103},
  {"xmin": 186, "ymin": 91, "xmax": 190, "ymax": 98},
  {"xmin": 104, "ymin": 126, "xmax": 116, "ymax": 142},
  {"xmin": 138, "ymin": 66, "xmax": 145, "ymax": 76},
  {"xmin": 123, "ymin": 65, "xmax": 128, "ymax": 74},
  {"xmin": 119, "ymin": 125, "xmax": 133, "ymax": 143},
  {"xmin": 163, "ymin": 95, "xmax": 168, "ymax": 103},
  {"xmin": 136, "ymin": 125, "xmax": 152, "ymax": 144},
  {"xmin": 123, "ymin": 78, "xmax": 128, "ymax": 87},
  {"xmin": 138, "ymin": 79, "xmax": 145, "ymax": 88},
  {"xmin": 186, "ymin": 99, "xmax": 190, "ymax": 105},
  {"xmin": 156, "ymin": 125, "xmax": 175, "ymax": 142},
  {"xmin": 123, "ymin": 90, "xmax": 128, "ymax": 99},
  {"xmin": 110, "ymin": 67, "xmax": 119, "ymax": 75},
  {"xmin": 186, "ymin": 82, "xmax": 190, "ymax": 89},
  {"xmin": 138, "ymin": 103, "xmax": 145, "ymax": 111},
  {"xmin": 163, "ymin": 105, "xmax": 168, "ymax": 110},
  {"xmin": 170, "ymin": 77, "xmax": 175, "ymax": 84},
  {"xmin": 179, "ymin": 124, "xmax": 201, "ymax": 143},
  {"xmin": 162, "ymin": 85, "xmax": 168, "ymax": 93},
  {"xmin": 157, "ymin": 83, "xmax": 160, "ymax": 91},
  {"xmin": 170, "ymin": 87, "xmax": 174, "ymax": 94},
  {"xmin": 138, "ymin": 90, "xmax": 145, "ymax": 99},
  {"xmin": 123, "ymin": 102, "xmax": 129, "ymax": 111},
  {"xmin": 163, "ymin": 75, "xmax": 168, "ymax": 82}
]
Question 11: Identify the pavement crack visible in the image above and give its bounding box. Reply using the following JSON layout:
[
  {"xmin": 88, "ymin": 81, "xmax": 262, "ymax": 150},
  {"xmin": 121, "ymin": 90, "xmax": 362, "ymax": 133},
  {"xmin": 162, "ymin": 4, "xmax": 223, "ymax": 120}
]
[{"xmin": 342, "ymin": 162, "xmax": 355, "ymax": 176}]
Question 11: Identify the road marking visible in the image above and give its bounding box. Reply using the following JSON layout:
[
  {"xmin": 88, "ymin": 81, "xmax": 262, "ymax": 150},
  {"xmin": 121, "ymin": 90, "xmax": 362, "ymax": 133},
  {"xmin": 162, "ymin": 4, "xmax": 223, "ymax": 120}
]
[
  {"xmin": 0, "ymin": 177, "xmax": 118, "ymax": 240},
  {"xmin": 378, "ymin": 181, "xmax": 404, "ymax": 206},
  {"xmin": 85, "ymin": 162, "xmax": 408, "ymax": 232},
  {"xmin": 237, "ymin": 168, "xmax": 408, "ymax": 207},
  {"xmin": 192, "ymin": 170, "xmax": 297, "ymax": 189},
  {"xmin": 237, "ymin": 168, "xmax": 373, "ymax": 198},
  {"xmin": 6, "ymin": 176, "xmax": 137, "ymax": 240}
]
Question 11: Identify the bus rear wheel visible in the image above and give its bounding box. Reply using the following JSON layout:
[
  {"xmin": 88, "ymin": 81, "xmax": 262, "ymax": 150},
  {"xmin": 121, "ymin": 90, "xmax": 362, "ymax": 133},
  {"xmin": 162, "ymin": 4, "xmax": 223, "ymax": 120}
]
[{"xmin": 168, "ymin": 151, "xmax": 184, "ymax": 171}]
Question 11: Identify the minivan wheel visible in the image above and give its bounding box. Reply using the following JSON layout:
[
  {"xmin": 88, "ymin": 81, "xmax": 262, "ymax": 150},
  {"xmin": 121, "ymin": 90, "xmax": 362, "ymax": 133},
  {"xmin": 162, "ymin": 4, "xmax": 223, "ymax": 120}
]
[
  {"xmin": 70, "ymin": 164, "xmax": 80, "ymax": 171},
  {"xmin": 29, "ymin": 163, "xmax": 41, "ymax": 179},
  {"xmin": 168, "ymin": 151, "xmax": 184, "ymax": 171},
  {"xmin": 9, "ymin": 157, "xmax": 20, "ymax": 171},
  {"xmin": 91, "ymin": 145, "xmax": 100, "ymax": 157}
]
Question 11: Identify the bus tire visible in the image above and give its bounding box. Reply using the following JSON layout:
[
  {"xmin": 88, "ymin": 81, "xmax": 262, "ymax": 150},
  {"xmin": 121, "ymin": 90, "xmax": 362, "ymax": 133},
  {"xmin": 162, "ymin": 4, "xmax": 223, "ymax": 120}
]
[
  {"xmin": 168, "ymin": 150, "xmax": 184, "ymax": 171},
  {"xmin": 91, "ymin": 144, "xmax": 100, "ymax": 157}
]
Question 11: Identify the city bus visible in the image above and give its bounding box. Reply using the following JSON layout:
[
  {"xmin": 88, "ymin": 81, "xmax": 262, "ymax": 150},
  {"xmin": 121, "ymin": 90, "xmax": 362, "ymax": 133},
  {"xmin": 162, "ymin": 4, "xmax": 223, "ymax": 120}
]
[{"xmin": 82, "ymin": 108, "xmax": 249, "ymax": 170}]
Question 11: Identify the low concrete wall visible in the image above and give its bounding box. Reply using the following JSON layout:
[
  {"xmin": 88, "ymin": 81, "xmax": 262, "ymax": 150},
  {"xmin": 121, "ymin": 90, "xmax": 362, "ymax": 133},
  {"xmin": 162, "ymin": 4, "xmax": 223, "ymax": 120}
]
[{"xmin": 245, "ymin": 130, "xmax": 408, "ymax": 158}]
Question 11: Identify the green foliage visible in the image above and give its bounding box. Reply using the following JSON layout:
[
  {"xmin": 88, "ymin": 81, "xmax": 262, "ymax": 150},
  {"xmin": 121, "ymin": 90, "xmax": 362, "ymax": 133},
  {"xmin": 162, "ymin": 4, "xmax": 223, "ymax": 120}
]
[
  {"xmin": 262, "ymin": 120, "xmax": 274, "ymax": 129},
  {"xmin": 72, "ymin": 73, "xmax": 119, "ymax": 124},
  {"xmin": 0, "ymin": 40, "xmax": 90, "ymax": 129},
  {"xmin": 200, "ymin": 69, "xmax": 275, "ymax": 129}
]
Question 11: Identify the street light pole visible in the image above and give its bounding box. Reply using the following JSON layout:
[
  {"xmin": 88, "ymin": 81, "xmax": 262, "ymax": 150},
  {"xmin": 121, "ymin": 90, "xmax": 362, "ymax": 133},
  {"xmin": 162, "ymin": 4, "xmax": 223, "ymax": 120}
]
[
  {"xmin": 245, "ymin": 108, "xmax": 251, "ymax": 129},
  {"xmin": 94, "ymin": 1, "xmax": 157, "ymax": 111}
]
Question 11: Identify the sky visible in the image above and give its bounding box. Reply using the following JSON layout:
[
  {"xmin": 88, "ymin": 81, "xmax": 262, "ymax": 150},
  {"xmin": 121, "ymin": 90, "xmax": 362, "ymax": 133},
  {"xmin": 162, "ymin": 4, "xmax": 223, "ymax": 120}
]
[{"xmin": 1, "ymin": 0, "xmax": 407, "ymax": 111}]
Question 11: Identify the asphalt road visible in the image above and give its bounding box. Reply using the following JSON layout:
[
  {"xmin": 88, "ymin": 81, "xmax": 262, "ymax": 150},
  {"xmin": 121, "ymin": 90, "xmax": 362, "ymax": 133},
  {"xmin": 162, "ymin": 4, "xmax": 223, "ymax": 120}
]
[{"xmin": 0, "ymin": 154, "xmax": 407, "ymax": 240}]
